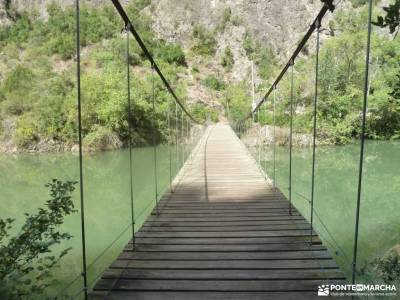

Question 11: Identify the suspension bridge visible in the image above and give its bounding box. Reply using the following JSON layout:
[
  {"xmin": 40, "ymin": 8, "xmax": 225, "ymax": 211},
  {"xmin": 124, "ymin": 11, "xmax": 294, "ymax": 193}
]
[
  {"xmin": 68, "ymin": 0, "xmax": 376, "ymax": 298},
  {"xmin": 89, "ymin": 123, "xmax": 346, "ymax": 299}
]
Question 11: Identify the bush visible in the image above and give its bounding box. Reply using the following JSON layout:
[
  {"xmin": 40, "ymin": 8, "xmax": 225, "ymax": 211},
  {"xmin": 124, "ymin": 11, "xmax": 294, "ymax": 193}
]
[
  {"xmin": 221, "ymin": 47, "xmax": 234, "ymax": 70},
  {"xmin": 203, "ymin": 75, "xmax": 226, "ymax": 91},
  {"xmin": 14, "ymin": 116, "xmax": 39, "ymax": 148},
  {"xmin": 191, "ymin": 102, "xmax": 219, "ymax": 122},
  {"xmin": 0, "ymin": 180, "xmax": 77, "ymax": 299},
  {"xmin": 216, "ymin": 7, "xmax": 232, "ymax": 32},
  {"xmin": 192, "ymin": 24, "xmax": 217, "ymax": 56},
  {"xmin": 83, "ymin": 125, "xmax": 122, "ymax": 151},
  {"xmin": 156, "ymin": 43, "xmax": 186, "ymax": 66}
]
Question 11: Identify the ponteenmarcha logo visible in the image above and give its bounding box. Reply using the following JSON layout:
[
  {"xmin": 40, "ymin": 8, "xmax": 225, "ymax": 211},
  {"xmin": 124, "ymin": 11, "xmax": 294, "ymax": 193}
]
[
  {"xmin": 317, "ymin": 283, "xmax": 397, "ymax": 297},
  {"xmin": 318, "ymin": 285, "xmax": 330, "ymax": 296}
]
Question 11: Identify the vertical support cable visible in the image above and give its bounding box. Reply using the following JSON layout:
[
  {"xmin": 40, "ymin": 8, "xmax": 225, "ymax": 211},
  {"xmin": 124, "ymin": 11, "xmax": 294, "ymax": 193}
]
[
  {"xmin": 352, "ymin": 0, "xmax": 373, "ymax": 284},
  {"xmin": 273, "ymin": 85, "xmax": 277, "ymax": 189},
  {"xmin": 168, "ymin": 97, "xmax": 173, "ymax": 193},
  {"xmin": 75, "ymin": 1, "xmax": 88, "ymax": 298},
  {"xmin": 288, "ymin": 60, "xmax": 294, "ymax": 216},
  {"xmin": 187, "ymin": 116, "xmax": 190, "ymax": 150},
  {"xmin": 151, "ymin": 64, "xmax": 159, "ymax": 215},
  {"xmin": 310, "ymin": 18, "xmax": 321, "ymax": 244},
  {"xmin": 181, "ymin": 110, "xmax": 184, "ymax": 166},
  {"xmin": 175, "ymin": 101, "xmax": 179, "ymax": 171},
  {"xmin": 126, "ymin": 24, "xmax": 136, "ymax": 249},
  {"xmin": 263, "ymin": 103, "xmax": 267, "ymax": 174},
  {"xmin": 258, "ymin": 107, "xmax": 261, "ymax": 166}
]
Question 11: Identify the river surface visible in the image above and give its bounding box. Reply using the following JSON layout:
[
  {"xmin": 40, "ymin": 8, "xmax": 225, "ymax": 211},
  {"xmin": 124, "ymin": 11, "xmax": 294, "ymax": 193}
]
[
  {"xmin": 1, "ymin": 140, "xmax": 399, "ymax": 297},
  {"xmin": 251, "ymin": 140, "xmax": 400, "ymax": 282},
  {"xmin": 0, "ymin": 144, "xmax": 188, "ymax": 298}
]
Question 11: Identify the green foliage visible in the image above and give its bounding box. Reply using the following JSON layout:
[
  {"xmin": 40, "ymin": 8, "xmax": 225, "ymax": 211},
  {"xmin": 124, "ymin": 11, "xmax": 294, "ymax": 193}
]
[
  {"xmin": 373, "ymin": 0, "xmax": 400, "ymax": 38},
  {"xmin": 203, "ymin": 75, "xmax": 226, "ymax": 91},
  {"xmin": 0, "ymin": 14, "xmax": 32, "ymax": 47},
  {"xmin": 0, "ymin": 3, "xmax": 189, "ymax": 151},
  {"xmin": 360, "ymin": 246, "xmax": 400, "ymax": 286},
  {"xmin": 242, "ymin": 31, "xmax": 277, "ymax": 79},
  {"xmin": 191, "ymin": 102, "xmax": 218, "ymax": 122},
  {"xmin": 248, "ymin": 5, "xmax": 400, "ymax": 145},
  {"xmin": 349, "ymin": 0, "xmax": 369, "ymax": 8},
  {"xmin": 216, "ymin": 7, "xmax": 232, "ymax": 32},
  {"xmin": 0, "ymin": 180, "xmax": 77, "ymax": 299},
  {"xmin": 221, "ymin": 47, "xmax": 234, "ymax": 70},
  {"xmin": 14, "ymin": 115, "xmax": 39, "ymax": 147},
  {"xmin": 155, "ymin": 42, "xmax": 186, "ymax": 66},
  {"xmin": 191, "ymin": 24, "xmax": 217, "ymax": 56},
  {"xmin": 223, "ymin": 82, "xmax": 251, "ymax": 122},
  {"xmin": 1, "ymin": 65, "xmax": 35, "ymax": 115}
]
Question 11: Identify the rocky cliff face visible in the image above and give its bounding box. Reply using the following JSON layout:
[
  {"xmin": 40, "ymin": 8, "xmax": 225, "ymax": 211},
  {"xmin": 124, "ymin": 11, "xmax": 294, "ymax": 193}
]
[
  {"xmin": 1, "ymin": 0, "xmax": 331, "ymax": 59},
  {"xmin": 148, "ymin": 0, "xmax": 333, "ymax": 105},
  {"xmin": 151, "ymin": 0, "xmax": 326, "ymax": 55},
  {"xmin": 0, "ymin": 0, "xmax": 336, "ymax": 112}
]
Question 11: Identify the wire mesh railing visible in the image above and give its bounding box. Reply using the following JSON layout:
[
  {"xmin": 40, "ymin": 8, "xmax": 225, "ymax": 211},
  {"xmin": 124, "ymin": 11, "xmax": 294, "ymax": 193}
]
[
  {"xmin": 53, "ymin": 0, "xmax": 207, "ymax": 299},
  {"xmin": 232, "ymin": 0, "xmax": 388, "ymax": 288}
]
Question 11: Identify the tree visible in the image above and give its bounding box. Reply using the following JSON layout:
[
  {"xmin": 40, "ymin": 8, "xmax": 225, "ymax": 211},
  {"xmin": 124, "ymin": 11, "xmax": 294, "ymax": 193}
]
[
  {"xmin": 0, "ymin": 180, "xmax": 77, "ymax": 299},
  {"xmin": 373, "ymin": 0, "xmax": 400, "ymax": 38}
]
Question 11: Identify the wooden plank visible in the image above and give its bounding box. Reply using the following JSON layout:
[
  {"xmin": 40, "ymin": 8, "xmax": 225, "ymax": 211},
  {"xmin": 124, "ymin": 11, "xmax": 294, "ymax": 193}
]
[
  {"xmin": 135, "ymin": 230, "xmax": 316, "ymax": 238},
  {"xmin": 141, "ymin": 224, "xmax": 311, "ymax": 231},
  {"xmin": 95, "ymin": 278, "xmax": 346, "ymax": 291},
  {"xmin": 118, "ymin": 250, "xmax": 331, "ymax": 260},
  {"xmin": 102, "ymin": 268, "xmax": 345, "ymax": 280},
  {"xmin": 91, "ymin": 291, "xmax": 347, "ymax": 300},
  {"xmin": 144, "ymin": 220, "xmax": 309, "ymax": 226},
  {"xmin": 110, "ymin": 259, "xmax": 339, "ymax": 270},
  {"xmin": 126, "ymin": 244, "xmax": 327, "ymax": 252},
  {"xmin": 133, "ymin": 236, "xmax": 321, "ymax": 245}
]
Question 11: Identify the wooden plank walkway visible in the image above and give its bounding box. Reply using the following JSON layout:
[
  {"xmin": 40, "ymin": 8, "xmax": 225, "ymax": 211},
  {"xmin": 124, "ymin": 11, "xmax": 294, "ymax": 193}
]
[{"xmin": 90, "ymin": 123, "xmax": 346, "ymax": 299}]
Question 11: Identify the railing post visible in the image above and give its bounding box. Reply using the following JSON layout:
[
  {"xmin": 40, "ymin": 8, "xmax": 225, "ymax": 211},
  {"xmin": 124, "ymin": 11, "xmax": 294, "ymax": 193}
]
[
  {"xmin": 125, "ymin": 23, "xmax": 136, "ymax": 249},
  {"xmin": 288, "ymin": 59, "xmax": 294, "ymax": 216},
  {"xmin": 151, "ymin": 64, "xmax": 159, "ymax": 215},
  {"xmin": 75, "ymin": 0, "xmax": 88, "ymax": 298},
  {"xmin": 352, "ymin": 0, "xmax": 373, "ymax": 284},
  {"xmin": 310, "ymin": 18, "xmax": 321, "ymax": 244},
  {"xmin": 273, "ymin": 84, "xmax": 277, "ymax": 189}
]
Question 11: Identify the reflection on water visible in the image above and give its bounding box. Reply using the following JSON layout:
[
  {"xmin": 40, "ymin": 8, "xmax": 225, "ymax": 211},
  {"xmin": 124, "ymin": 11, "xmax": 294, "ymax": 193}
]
[
  {"xmin": 254, "ymin": 141, "xmax": 400, "ymax": 281},
  {"xmin": 0, "ymin": 144, "xmax": 184, "ymax": 298}
]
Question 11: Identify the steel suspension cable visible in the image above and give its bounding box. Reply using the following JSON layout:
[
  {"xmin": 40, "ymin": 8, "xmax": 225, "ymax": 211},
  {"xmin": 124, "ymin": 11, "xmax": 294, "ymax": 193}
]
[
  {"xmin": 75, "ymin": 1, "xmax": 88, "ymax": 298},
  {"xmin": 351, "ymin": 0, "xmax": 373, "ymax": 284},
  {"xmin": 110, "ymin": 0, "xmax": 200, "ymax": 123},
  {"xmin": 126, "ymin": 24, "xmax": 136, "ymax": 249},
  {"xmin": 310, "ymin": 19, "xmax": 321, "ymax": 244}
]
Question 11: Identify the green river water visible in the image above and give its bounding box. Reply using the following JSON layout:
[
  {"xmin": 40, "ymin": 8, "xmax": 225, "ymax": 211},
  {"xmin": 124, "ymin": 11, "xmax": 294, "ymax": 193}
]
[
  {"xmin": 0, "ymin": 140, "xmax": 399, "ymax": 297},
  {"xmin": 0, "ymin": 144, "xmax": 187, "ymax": 298},
  {"xmin": 254, "ymin": 140, "xmax": 400, "ymax": 283}
]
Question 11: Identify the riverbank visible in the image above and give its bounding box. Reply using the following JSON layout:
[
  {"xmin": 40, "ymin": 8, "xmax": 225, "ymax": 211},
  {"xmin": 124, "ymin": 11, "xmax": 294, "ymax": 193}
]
[
  {"xmin": 0, "ymin": 124, "xmax": 205, "ymax": 154},
  {"xmin": 241, "ymin": 124, "xmax": 320, "ymax": 147}
]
